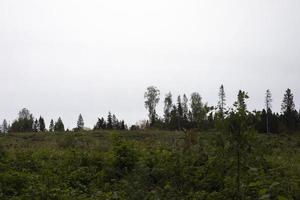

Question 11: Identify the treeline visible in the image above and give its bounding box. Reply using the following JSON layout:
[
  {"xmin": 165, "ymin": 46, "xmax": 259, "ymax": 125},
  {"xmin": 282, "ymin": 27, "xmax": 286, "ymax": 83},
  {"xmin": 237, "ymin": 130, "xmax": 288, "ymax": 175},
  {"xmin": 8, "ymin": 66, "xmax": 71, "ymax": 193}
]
[
  {"xmin": 0, "ymin": 109, "xmax": 127, "ymax": 133},
  {"xmin": 1, "ymin": 86, "xmax": 299, "ymax": 134},
  {"xmin": 142, "ymin": 86, "xmax": 300, "ymax": 133}
]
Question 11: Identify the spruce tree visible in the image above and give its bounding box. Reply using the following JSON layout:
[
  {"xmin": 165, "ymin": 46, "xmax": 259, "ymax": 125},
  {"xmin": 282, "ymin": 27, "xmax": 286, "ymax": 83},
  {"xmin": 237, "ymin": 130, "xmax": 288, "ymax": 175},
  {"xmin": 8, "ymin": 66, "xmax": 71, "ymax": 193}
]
[
  {"xmin": 39, "ymin": 116, "xmax": 46, "ymax": 132},
  {"xmin": 49, "ymin": 119, "xmax": 54, "ymax": 132},
  {"xmin": 218, "ymin": 85, "xmax": 226, "ymax": 119},
  {"xmin": 77, "ymin": 114, "xmax": 84, "ymax": 131},
  {"xmin": 2, "ymin": 119, "xmax": 8, "ymax": 134},
  {"xmin": 265, "ymin": 89, "xmax": 272, "ymax": 133},
  {"xmin": 281, "ymin": 88, "xmax": 296, "ymax": 132},
  {"xmin": 54, "ymin": 117, "xmax": 65, "ymax": 132},
  {"xmin": 107, "ymin": 112, "xmax": 113, "ymax": 129}
]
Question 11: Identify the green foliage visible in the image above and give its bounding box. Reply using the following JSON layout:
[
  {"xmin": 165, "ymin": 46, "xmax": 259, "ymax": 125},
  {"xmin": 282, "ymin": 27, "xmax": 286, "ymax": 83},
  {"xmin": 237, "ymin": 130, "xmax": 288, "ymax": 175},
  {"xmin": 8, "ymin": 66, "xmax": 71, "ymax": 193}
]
[{"xmin": 0, "ymin": 130, "xmax": 299, "ymax": 199}]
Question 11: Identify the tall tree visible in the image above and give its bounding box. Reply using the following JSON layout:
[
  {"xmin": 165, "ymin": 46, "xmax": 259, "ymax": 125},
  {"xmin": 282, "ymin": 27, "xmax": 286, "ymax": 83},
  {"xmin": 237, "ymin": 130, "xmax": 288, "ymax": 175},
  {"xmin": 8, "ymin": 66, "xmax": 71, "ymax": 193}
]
[
  {"xmin": 77, "ymin": 114, "xmax": 84, "ymax": 131},
  {"xmin": 190, "ymin": 92, "xmax": 208, "ymax": 129},
  {"xmin": 49, "ymin": 119, "xmax": 54, "ymax": 132},
  {"xmin": 107, "ymin": 112, "xmax": 113, "ymax": 129},
  {"xmin": 33, "ymin": 119, "xmax": 39, "ymax": 132},
  {"xmin": 182, "ymin": 94, "xmax": 189, "ymax": 129},
  {"xmin": 163, "ymin": 92, "xmax": 173, "ymax": 126},
  {"xmin": 177, "ymin": 95, "xmax": 183, "ymax": 130},
  {"xmin": 112, "ymin": 114, "xmax": 118, "ymax": 129},
  {"xmin": 218, "ymin": 85, "xmax": 226, "ymax": 119},
  {"xmin": 144, "ymin": 86, "xmax": 160, "ymax": 126},
  {"xmin": 265, "ymin": 89, "xmax": 272, "ymax": 133},
  {"xmin": 234, "ymin": 90, "xmax": 249, "ymax": 114},
  {"xmin": 227, "ymin": 90, "xmax": 249, "ymax": 199},
  {"xmin": 39, "ymin": 116, "xmax": 46, "ymax": 132},
  {"xmin": 281, "ymin": 88, "xmax": 296, "ymax": 131},
  {"xmin": 2, "ymin": 119, "xmax": 8, "ymax": 134}
]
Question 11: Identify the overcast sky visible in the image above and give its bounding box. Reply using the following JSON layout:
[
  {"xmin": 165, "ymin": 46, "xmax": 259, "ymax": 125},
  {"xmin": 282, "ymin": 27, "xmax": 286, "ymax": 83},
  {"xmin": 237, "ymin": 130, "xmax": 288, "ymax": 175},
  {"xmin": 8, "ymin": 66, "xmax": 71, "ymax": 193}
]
[{"xmin": 0, "ymin": 0, "xmax": 299, "ymax": 129}]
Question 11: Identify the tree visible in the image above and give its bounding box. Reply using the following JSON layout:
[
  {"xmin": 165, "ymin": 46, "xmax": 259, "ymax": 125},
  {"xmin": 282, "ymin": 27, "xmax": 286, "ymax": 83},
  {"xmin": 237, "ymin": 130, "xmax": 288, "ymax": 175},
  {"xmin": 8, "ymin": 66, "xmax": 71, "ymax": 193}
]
[
  {"xmin": 144, "ymin": 86, "xmax": 160, "ymax": 126},
  {"xmin": 234, "ymin": 90, "xmax": 249, "ymax": 114},
  {"xmin": 190, "ymin": 92, "xmax": 208, "ymax": 129},
  {"xmin": 2, "ymin": 119, "xmax": 8, "ymax": 134},
  {"xmin": 94, "ymin": 117, "xmax": 106, "ymax": 130},
  {"xmin": 223, "ymin": 90, "xmax": 250, "ymax": 199},
  {"xmin": 10, "ymin": 108, "xmax": 34, "ymax": 132},
  {"xmin": 112, "ymin": 114, "xmax": 118, "ymax": 129},
  {"xmin": 77, "ymin": 114, "xmax": 84, "ymax": 131},
  {"xmin": 182, "ymin": 94, "xmax": 189, "ymax": 129},
  {"xmin": 39, "ymin": 116, "xmax": 46, "ymax": 132},
  {"xmin": 18, "ymin": 108, "xmax": 31, "ymax": 120},
  {"xmin": 107, "ymin": 112, "xmax": 113, "ymax": 129},
  {"xmin": 281, "ymin": 88, "xmax": 297, "ymax": 131},
  {"xmin": 54, "ymin": 117, "xmax": 65, "ymax": 132},
  {"xmin": 33, "ymin": 119, "xmax": 39, "ymax": 132},
  {"xmin": 177, "ymin": 95, "xmax": 183, "ymax": 130},
  {"xmin": 49, "ymin": 119, "xmax": 54, "ymax": 132},
  {"xmin": 265, "ymin": 89, "xmax": 272, "ymax": 133},
  {"xmin": 217, "ymin": 85, "xmax": 226, "ymax": 119},
  {"xmin": 120, "ymin": 120, "xmax": 126, "ymax": 130},
  {"xmin": 163, "ymin": 92, "xmax": 173, "ymax": 126}
]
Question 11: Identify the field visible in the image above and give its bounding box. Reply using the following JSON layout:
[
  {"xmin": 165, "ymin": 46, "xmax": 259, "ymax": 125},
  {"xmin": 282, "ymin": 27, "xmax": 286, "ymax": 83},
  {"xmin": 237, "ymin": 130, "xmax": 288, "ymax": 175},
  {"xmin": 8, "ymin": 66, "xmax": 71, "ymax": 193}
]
[{"xmin": 0, "ymin": 131, "xmax": 300, "ymax": 199}]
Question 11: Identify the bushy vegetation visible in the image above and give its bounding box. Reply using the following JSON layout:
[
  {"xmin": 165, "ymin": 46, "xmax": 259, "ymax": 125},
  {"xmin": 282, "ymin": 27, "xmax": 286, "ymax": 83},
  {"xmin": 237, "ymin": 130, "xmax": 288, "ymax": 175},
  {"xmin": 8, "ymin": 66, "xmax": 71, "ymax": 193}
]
[{"xmin": 0, "ymin": 130, "xmax": 299, "ymax": 199}]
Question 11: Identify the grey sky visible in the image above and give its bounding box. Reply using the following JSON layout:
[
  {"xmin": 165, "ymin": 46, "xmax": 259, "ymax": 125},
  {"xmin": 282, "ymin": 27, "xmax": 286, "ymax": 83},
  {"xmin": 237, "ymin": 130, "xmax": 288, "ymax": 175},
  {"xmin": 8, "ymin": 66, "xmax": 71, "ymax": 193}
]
[{"xmin": 0, "ymin": 0, "xmax": 299, "ymax": 129}]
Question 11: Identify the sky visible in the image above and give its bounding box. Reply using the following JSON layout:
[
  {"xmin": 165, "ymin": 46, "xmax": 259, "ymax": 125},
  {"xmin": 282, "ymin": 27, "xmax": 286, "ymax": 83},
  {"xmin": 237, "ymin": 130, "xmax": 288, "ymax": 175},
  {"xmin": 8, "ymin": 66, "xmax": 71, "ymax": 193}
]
[{"xmin": 0, "ymin": 0, "xmax": 299, "ymax": 129}]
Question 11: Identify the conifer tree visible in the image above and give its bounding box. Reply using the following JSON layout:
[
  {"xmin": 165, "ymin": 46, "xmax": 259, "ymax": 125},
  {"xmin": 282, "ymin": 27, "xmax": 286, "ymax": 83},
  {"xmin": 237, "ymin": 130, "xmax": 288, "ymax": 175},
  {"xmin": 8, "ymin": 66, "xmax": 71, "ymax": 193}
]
[
  {"xmin": 218, "ymin": 85, "xmax": 226, "ymax": 119},
  {"xmin": 33, "ymin": 119, "xmax": 39, "ymax": 132},
  {"xmin": 49, "ymin": 119, "xmax": 54, "ymax": 132},
  {"xmin": 54, "ymin": 117, "xmax": 65, "ymax": 132},
  {"xmin": 265, "ymin": 89, "xmax": 272, "ymax": 133},
  {"xmin": 39, "ymin": 116, "xmax": 46, "ymax": 132},
  {"xmin": 77, "ymin": 114, "xmax": 84, "ymax": 131},
  {"xmin": 2, "ymin": 119, "xmax": 8, "ymax": 134},
  {"xmin": 107, "ymin": 112, "xmax": 113, "ymax": 129},
  {"xmin": 177, "ymin": 95, "xmax": 183, "ymax": 130},
  {"xmin": 281, "ymin": 88, "xmax": 297, "ymax": 131}
]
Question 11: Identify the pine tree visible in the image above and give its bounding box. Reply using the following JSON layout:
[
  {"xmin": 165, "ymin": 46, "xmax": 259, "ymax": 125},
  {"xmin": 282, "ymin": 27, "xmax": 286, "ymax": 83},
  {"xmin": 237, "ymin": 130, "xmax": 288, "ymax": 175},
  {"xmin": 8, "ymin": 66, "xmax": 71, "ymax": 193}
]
[
  {"xmin": 107, "ymin": 112, "xmax": 113, "ymax": 129},
  {"xmin": 33, "ymin": 119, "xmax": 39, "ymax": 132},
  {"xmin": 177, "ymin": 95, "xmax": 183, "ymax": 130},
  {"xmin": 120, "ymin": 120, "xmax": 126, "ymax": 130},
  {"xmin": 54, "ymin": 117, "xmax": 65, "ymax": 132},
  {"xmin": 112, "ymin": 114, "xmax": 118, "ymax": 129},
  {"xmin": 2, "ymin": 119, "xmax": 8, "ymax": 134},
  {"xmin": 49, "ymin": 119, "xmax": 54, "ymax": 132},
  {"xmin": 281, "ymin": 88, "xmax": 296, "ymax": 132},
  {"xmin": 77, "ymin": 114, "xmax": 84, "ymax": 131},
  {"xmin": 218, "ymin": 85, "xmax": 226, "ymax": 119},
  {"xmin": 39, "ymin": 116, "xmax": 46, "ymax": 132},
  {"xmin": 265, "ymin": 89, "xmax": 272, "ymax": 133}
]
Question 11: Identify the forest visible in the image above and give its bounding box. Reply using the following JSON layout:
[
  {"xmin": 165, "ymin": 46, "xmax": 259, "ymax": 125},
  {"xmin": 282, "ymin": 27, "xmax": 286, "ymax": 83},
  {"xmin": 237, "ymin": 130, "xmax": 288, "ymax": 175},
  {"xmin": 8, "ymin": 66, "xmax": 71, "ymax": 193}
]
[
  {"xmin": 1, "ymin": 85, "xmax": 299, "ymax": 134},
  {"xmin": 0, "ymin": 86, "xmax": 300, "ymax": 199}
]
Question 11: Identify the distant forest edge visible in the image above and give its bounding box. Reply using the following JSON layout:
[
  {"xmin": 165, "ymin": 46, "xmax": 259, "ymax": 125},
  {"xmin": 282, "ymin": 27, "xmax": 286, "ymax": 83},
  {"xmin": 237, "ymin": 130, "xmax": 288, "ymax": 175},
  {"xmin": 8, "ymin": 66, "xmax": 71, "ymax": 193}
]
[{"xmin": 1, "ymin": 85, "xmax": 299, "ymax": 134}]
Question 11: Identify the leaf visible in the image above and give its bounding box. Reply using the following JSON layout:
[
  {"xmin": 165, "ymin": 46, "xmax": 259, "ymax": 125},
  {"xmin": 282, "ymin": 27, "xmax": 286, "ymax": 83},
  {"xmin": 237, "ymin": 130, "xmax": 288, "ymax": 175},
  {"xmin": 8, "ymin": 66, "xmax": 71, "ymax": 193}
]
[
  {"xmin": 259, "ymin": 188, "xmax": 268, "ymax": 196},
  {"xmin": 278, "ymin": 196, "xmax": 288, "ymax": 200}
]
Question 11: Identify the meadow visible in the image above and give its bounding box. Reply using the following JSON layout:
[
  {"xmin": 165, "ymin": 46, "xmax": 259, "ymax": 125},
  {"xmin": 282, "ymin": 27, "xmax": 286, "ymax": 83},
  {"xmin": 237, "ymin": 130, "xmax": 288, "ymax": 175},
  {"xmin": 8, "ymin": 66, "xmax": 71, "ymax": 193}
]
[{"xmin": 0, "ymin": 130, "xmax": 300, "ymax": 199}]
